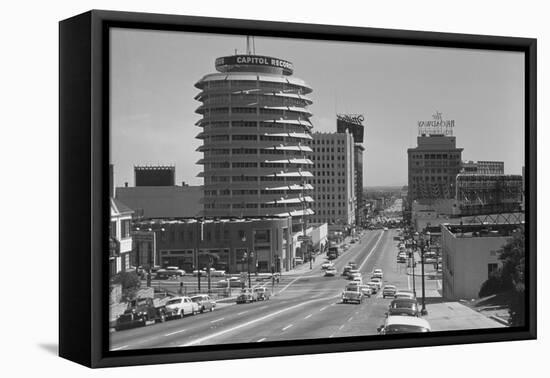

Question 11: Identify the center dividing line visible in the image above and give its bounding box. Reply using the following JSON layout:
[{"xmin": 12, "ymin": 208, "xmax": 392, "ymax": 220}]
[
  {"xmin": 304, "ymin": 313, "xmax": 313, "ymax": 319},
  {"xmin": 237, "ymin": 311, "xmax": 249, "ymax": 316},
  {"xmin": 338, "ymin": 325, "xmax": 345, "ymax": 330},
  {"xmin": 257, "ymin": 338, "xmax": 266, "ymax": 342},
  {"xmin": 358, "ymin": 231, "xmax": 385, "ymax": 272},
  {"xmin": 164, "ymin": 329, "xmax": 186, "ymax": 337},
  {"xmin": 282, "ymin": 324, "xmax": 293, "ymax": 331},
  {"xmin": 180, "ymin": 296, "xmax": 338, "ymax": 347},
  {"xmin": 348, "ymin": 316, "xmax": 353, "ymax": 322},
  {"xmin": 210, "ymin": 318, "xmax": 225, "ymax": 323},
  {"xmin": 277, "ymin": 275, "xmax": 304, "ymax": 295}
]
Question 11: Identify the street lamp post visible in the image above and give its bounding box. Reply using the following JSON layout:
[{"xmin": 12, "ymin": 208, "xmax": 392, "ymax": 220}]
[
  {"xmin": 419, "ymin": 231, "xmax": 430, "ymax": 315},
  {"xmin": 412, "ymin": 232, "xmax": 419, "ymax": 298},
  {"xmin": 242, "ymin": 251, "xmax": 254, "ymax": 289}
]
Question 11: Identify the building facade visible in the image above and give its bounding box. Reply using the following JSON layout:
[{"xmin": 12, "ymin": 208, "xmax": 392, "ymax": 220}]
[
  {"xmin": 408, "ymin": 133, "xmax": 463, "ymax": 205},
  {"xmin": 109, "ymin": 198, "xmax": 134, "ymax": 276},
  {"xmin": 134, "ymin": 217, "xmax": 295, "ymax": 273},
  {"xmin": 134, "ymin": 165, "xmax": 176, "ymax": 186},
  {"xmin": 336, "ymin": 114, "xmax": 366, "ymax": 226},
  {"xmin": 306, "ymin": 131, "xmax": 356, "ymax": 226},
  {"xmin": 461, "ymin": 160, "xmax": 504, "ymax": 175},
  {"xmin": 455, "ymin": 174, "xmax": 523, "ymax": 215},
  {"xmin": 116, "ymin": 185, "xmax": 202, "ymax": 219},
  {"xmin": 441, "ymin": 223, "xmax": 521, "ymax": 300},
  {"xmin": 195, "ymin": 54, "xmax": 315, "ymax": 220}
]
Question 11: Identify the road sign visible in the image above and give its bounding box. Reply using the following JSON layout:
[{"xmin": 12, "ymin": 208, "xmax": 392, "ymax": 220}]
[{"xmin": 298, "ymin": 235, "xmax": 312, "ymax": 242}]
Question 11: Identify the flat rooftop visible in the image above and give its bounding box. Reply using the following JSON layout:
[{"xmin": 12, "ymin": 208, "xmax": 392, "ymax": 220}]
[{"xmin": 443, "ymin": 223, "xmax": 523, "ymax": 238}]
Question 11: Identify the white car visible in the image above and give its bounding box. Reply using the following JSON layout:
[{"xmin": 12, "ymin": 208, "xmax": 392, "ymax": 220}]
[
  {"xmin": 352, "ymin": 276, "xmax": 363, "ymax": 285},
  {"xmin": 359, "ymin": 285, "xmax": 373, "ymax": 297},
  {"xmin": 379, "ymin": 315, "xmax": 431, "ymax": 334},
  {"xmin": 321, "ymin": 262, "xmax": 334, "ymax": 270},
  {"xmin": 192, "ymin": 268, "xmax": 225, "ymax": 277},
  {"xmin": 324, "ymin": 267, "xmax": 337, "ymax": 277},
  {"xmin": 366, "ymin": 281, "xmax": 379, "ymax": 294},
  {"xmin": 372, "ymin": 269, "xmax": 383, "ymax": 279},
  {"xmin": 395, "ymin": 290, "xmax": 416, "ymax": 300},
  {"xmin": 164, "ymin": 296, "xmax": 199, "ymax": 319},
  {"xmin": 370, "ymin": 277, "xmax": 383, "ymax": 290}
]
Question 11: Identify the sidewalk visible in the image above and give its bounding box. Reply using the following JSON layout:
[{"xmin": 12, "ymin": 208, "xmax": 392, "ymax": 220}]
[{"xmin": 424, "ymin": 301, "xmax": 506, "ymax": 331}]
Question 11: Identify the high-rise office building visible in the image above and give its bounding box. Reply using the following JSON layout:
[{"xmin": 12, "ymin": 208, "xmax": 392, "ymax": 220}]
[
  {"xmin": 408, "ymin": 123, "xmax": 463, "ymax": 205},
  {"xmin": 337, "ymin": 114, "xmax": 365, "ymax": 225},
  {"xmin": 306, "ymin": 131, "xmax": 355, "ymax": 225},
  {"xmin": 195, "ymin": 54, "xmax": 315, "ymax": 219}
]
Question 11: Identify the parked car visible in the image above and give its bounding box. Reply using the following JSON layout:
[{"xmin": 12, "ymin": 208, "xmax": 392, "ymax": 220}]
[
  {"xmin": 254, "ymin": 287, "xmax": 271, "ymax": 301},
  {"xmin": 351, "ymin": 276, "xmax": 363, "ymax": 285},
  {"xmin": 216, "ymin": 277, "xmax": 243, "ymax": 288},
  {"xmin": 378, "ymin": 315, "xmax": 431, "ymax": 334},
  {"xmin": 190, "ymin": 294, "xmax": 216, "ymax": 313},
  {"xmin": 236, "ymin": 289, "xmax": 258, "ymax": 304},
  {"xmin": 394, "ymin": 290, "xmax": 416, "ymax": 300},
  {"xmin": 164, "ymin": 296, "xmax": 199, "ymax": 319},
  {"xmin": 324, "ymin": 267, "xmax": 338, "ymax": 277},
  {"xmin": 382, "ymin": 285, "xmax": 397, "ymax": 298},
  {"xmin": 192, "ymin": 268, "xmax": 226, "ymax": 277},
  {"xmin": 348, "ymin": 261, "xmax": 357, "ymax": 269},
  {"xmin": 294, "ymin": 257, "xmax": 304, "ymax": 265},
  {"xmin": 387, "ymin": 298, "xmax": 420, "ymax": 317},
  {"xmin": 115, "ymin": 297, "xmax": 166, "ymax": 331},
  {"xmin": 321, "ymin": 262, "xmax": 334, "ymax": 270}
]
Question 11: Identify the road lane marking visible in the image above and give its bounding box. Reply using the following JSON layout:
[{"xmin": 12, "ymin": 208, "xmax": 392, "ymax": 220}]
[
  {"xmin": 111, "ymin": 345, "xmax": 128, "ymax": 351},
  {"xmin": 282, "ymin": 324, "xmax": 293, "ymax": 331},
  {"xmin": 319, "ymin": 306, "xmax": 328, "ymax": 312},
  {"xmin": 338, "ymin": 325, "xmax": 345, "ymax": 330},
  {"xmin": 259, "ymin": 306, "xmax": 268, "ymax": 310},
  {"xmin": 330, "ymin": 302, "xmax": 336, "ymax": 306},
  {"xmin": 180, "ymin": 296, "xmax": 338, "ymax": 347},
  {"xmin": 358, "ymin": 232, "xmax": 384, "ymax": 272},
  {"xmin": 348, "ymin": 316, "xmax": 353, "ymax": 322},
  {"xmin": 304, "ymin": 314, "xmax": 313, "ymax": 319},
  {"xmin": 210, "ymin": 318, "xmax": 225, "ymax": 323},
  {"xmin": 257, "ymin": 338, "xmax": 266, "ymax": 342},
  {"xmin": 237, "ymin": 311, "xmax": 249, "ymax": 315},
  {"xmin": 277, "ymin": 275, "xmax": 304, "ymax": 295},
  {"xmin": 164, "ymin": 329, "xmax": 187, "ymax": 337}
]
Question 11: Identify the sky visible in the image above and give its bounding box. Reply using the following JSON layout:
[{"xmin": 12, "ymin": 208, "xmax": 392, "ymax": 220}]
[{"xmin": 110, "ymin": 28, "xmax": 525, "ymax": 188}]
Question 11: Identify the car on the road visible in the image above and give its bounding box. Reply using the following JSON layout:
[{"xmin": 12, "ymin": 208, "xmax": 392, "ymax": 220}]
[
  {"xmin": 342, "ymin": 266, "xmax": 353, "ymax": 277},
  {"xmin": 190, "ymin": 294, "xmax": 216, "ymax": 313},
  {"xmin": 359, "ymin": 284, "xmax": 373, "ymax": 297},
  {"xmin": 216, "ymin": 276, "xmax": 243, "ymax": 288},
  {"xmin": 253, "ymin": 287, "xmax": 271, "ymax": 301},
  {"xmin": 383, "ymin": 227, "xmax": 389, "ymax": 231},
  {"xmin": 342, "ymin": 285, "xmax": 364, "ymax": 304},
  {"xmin": 164, "ymin": 296, "xmax": 199, "ymax": 319},
  {"xmin": 348, "ymin": 269, "xmax": 360, "ymax": 280},
  {"xmin": 348, "ymin": 261, "xmax": 357, "ymax": 269},
  {"xmin": 366, "ymin": 281, "xmax": 379, "ymax": 294},
  {"xmin": 372, "ymin": 268, "xmax": 383, "ymax": 279},
  {"xmin": 387, "ymin": 298, "xmax": 420, "ymax": 317},
  {"xmin": 321, "ymin": 262, "xmax": 334, "ymax": 270},
  {"xmin": 294, "ymin": 257, "xmax": 304, "ymax": 265},
  {"xmin": 236, "ymin": 289, "xmax": 258, "ymax": 304},
  {"xmin": 370, "ymin": 277, "xmax": 383, "ymax": 290},
  {"xmin": 378, "ymin": 315, "xmax": 431, "ymax": 334},
  {"xmin": 394, "ymin": 290, "xmax": 416, "ymax": 300},
  {"xmin": 351, "ymin": 276, "xmax": 363, "ymax": 285},
  {"xmin": 382, "ymin": 285, "xmax": 397, "ymax": 298},
  {"xmin": 324, "ymin": 267, "xmax": 338, "ymax": 277},
  {"xmin": 156, "ymin": 267, "xmax": 185, "ymax": 279}
]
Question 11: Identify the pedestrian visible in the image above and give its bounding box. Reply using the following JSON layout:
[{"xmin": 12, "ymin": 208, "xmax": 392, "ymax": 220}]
[{"xmin": 178, "ymin": 282, "xmax": 184, "ymax": 295}]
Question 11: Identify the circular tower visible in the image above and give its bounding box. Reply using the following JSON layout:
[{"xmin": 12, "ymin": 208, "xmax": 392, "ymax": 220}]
[{"xmin": 195, "ymin": 54, "xmax": 315, "ymax": 218}]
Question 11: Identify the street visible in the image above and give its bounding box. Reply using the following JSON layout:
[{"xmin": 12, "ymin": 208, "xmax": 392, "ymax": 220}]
[{"xmin": 111, "ymin": 229, "xmax": 451, "ymax": 350}]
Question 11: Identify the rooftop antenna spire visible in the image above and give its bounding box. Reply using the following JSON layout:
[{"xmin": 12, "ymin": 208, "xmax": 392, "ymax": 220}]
[{"xmin": 246, "ymin": 36, "xmax": 251, "ymax": 55}]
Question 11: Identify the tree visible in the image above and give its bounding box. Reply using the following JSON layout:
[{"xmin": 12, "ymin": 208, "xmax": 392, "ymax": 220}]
[
  {"xmin": 478, "ymin": 230, "xmax": 525, "ymax": 326},
  {"xmin": 111, "ymin": 271, "xmax": 141, "ymax": 301}
]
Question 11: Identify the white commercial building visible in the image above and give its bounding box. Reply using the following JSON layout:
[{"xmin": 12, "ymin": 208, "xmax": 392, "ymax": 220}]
[{"xmin": 306, "ymin": 130, "xmax": 356, "ymax": 226}]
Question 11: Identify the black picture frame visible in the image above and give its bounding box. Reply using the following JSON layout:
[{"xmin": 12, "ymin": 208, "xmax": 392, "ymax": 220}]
[{"xmin": 59, "ymin": 9, "xmax": 537, "ymax": 368}]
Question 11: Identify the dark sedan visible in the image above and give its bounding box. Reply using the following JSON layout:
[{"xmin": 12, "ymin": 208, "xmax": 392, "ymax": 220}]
[{"xmin": 387, "ymin": 298, "xmax": 420, "ymax": 317}]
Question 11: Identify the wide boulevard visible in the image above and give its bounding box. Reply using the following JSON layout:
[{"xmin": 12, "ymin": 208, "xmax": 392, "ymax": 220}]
[{"xmin": 110, "ymin": 228, "xmax": 430, "ymax": 350}]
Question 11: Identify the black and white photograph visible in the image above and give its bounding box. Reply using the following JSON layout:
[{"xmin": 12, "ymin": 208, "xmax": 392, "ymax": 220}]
[{"xmin": 107, "ymin": 27, "xmax": 527, "ymax": 351}]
